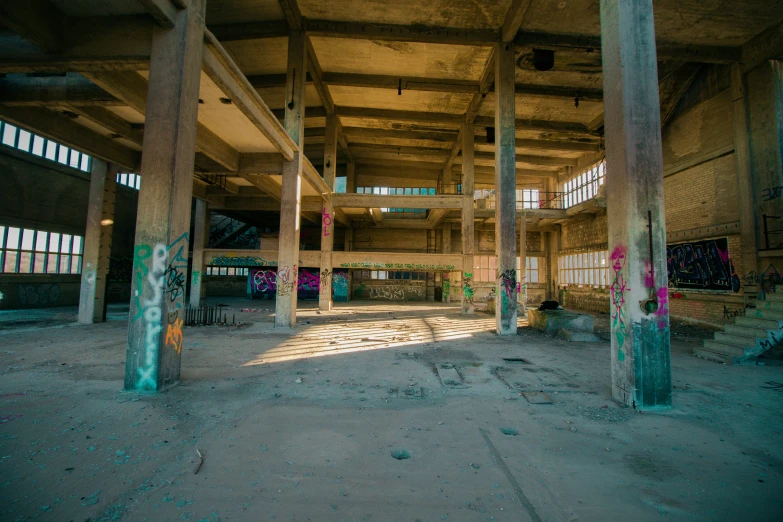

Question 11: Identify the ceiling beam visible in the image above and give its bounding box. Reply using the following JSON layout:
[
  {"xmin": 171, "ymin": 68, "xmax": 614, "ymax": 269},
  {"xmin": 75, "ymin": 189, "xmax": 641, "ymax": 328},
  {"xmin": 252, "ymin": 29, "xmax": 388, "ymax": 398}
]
[
  {"xmin": 61, "ymin": 104, "xmax": 144, "ymax": 145},
  {"xmin": 278, "ymin": 0, "xmax": 303, "ymax": 31},
  {"xmin": 303, "ymin": 19, "xmax": 497, "ymax": 46},
  {"xmin": 236, "ymin": 173, "xmax": 282, "ymax": 200},
  {"xmin": 474, "ymin": 116, "xmax": 595, "ymax": 135},
  {"xmin": 137, "ymin": 0, "xmax": 179, "ymax": 28},
  {"xmin": 83, "ymin": 69, "xmax": 240, "ymax": 171},
  {"xmin": 0, "ymin": 104, "xmax": 140, "ymax": 169},
  {"xmin": 514, "ymin": 31, "xmax": 741, "ymax": 64},
  {"xmin": 336, "ymin": 106, "xmax": 464, "ymax": 126},
  {"xmin": 208, "ymin": 21, "xmax": 290, "ymax": 42},
  {"xmin": 741, "ymin": 18, "xmax": 783, "ymax": 73},
  {"xmin": 0, "ymin": 74, "xmax": 120, "ymax": 106},
  {"xmin": 0, "ymin": 0, "xmax": 65, "ymax": 53},
  {"xmin": 203, "ymin": 30, "xmax": 296, "ymax": 161},
  {"xmin": 501, "ymin": 0, "xmax": 534, "ymax": 44},
  {"xmin": 462, "ymin": 151, "xmax": 576, "ymax": 167},
  {"xmin": 659, "ymin": 63, "xmax": 702, "ymax": 128}
]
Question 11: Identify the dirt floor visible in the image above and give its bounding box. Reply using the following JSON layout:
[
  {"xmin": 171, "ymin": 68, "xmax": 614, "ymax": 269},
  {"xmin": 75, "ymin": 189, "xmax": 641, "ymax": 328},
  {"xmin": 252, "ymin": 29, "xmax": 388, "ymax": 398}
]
[{"xmin": 1, "ymin": 299, "xmax": 782, "ymax": 521}]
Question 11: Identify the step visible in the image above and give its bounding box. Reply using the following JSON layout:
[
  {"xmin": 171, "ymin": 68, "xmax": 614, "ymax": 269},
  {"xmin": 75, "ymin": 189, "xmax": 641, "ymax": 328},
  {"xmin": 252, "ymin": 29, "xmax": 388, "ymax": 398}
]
[
  {"xmin": 693, "ymin": 347, "xmax": 734, "ymax": 364},
  {"xmin": 747, "ymin": 308, "xmax": 783, "ymax": 321},
  {"xmin": 756, "ymin": 300, "xmax": 783, "ymax": 312},
  {"xmin": 714, "ymin": 332, "xmax": 758, "ymax": 347},
  {"xmin": 703, "ymin": 339, "xmax": 749, "ymax": 357},
  {"xmin": 724, "ymin": 324, "xmax": 770, "ymax": 339},
  {"xmin": 735, "ymin": 316, "xmax": 783, "ymax": 329},
  {"xmin": 763, "ymin": 292, "xmax": 783, "ymax": 303}
]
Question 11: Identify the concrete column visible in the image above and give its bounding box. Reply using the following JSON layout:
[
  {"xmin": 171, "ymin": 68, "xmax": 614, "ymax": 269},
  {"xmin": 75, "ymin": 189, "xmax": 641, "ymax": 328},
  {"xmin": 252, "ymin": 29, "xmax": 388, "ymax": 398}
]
[
  {"xmin": 124, "ymin": 2, "xmax": 204, "ymax": 392},
  {"xmin": 601, "ymin": 0, "xmax": 671, "ymax": 409},
  {"xmin": 518, "ymin": 214, "xmax": 527, "ymax": 313},
  {"xmin": 494, "ymin": 41, "xmax": 517, "ymax": 335},
  {"xmin": 346, "ymin": 160, "xmax": 356, "ymax": 193},
  {"xmin": 78, "ymin": 159, "xmax": 117, "ymax": 324},
  {"xmin": 319, "ymin": 114, "xmax": 338, "ymax": 311},
  {"xmin": 442, "ymin": 224, "xmax": 452, "ymax": 302},
  {"xmin": 461, "ymin": 118, "xmax": 475, "ymax": 314},
  {"xmin": 730, "ymin": 64, "xmax": 758, "ymax": 280},
  {"xmin": 275, "ymin": 30, "xmax": 307, "ymax": 328},
  {"xmin": 746, "ymin": 61, "xmax": 783, "ymax": 253},
  {"xmin": 189, "ymin": 199, "xmax": 209, "ymax": 309}
]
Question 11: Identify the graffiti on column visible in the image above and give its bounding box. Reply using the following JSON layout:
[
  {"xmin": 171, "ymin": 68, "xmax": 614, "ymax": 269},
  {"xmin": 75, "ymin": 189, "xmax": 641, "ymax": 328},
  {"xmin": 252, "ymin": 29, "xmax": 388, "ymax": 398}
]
[
  {"xmin": 498, "ymin": 269, "xmax": 517, "ymax": 314},
  {"xmin": 322, "ymin": 207, "xmax": 332, "ymax": 237},
  {"xmin": 132, "ymin": 232, "xmax": 189, "ymax": 391},
  {"xmin": 644, "ymin": 260, "xmax": 669, "ymax": 331},
  {"xmin": 666, "ymin": 238, "xmax": 740, "ymax": 292},
  {"xmin": 443, "ymin": 276, "xmax": 450, "ymax": 300},
  {"xmin": 320, "ymin": 268, "xmax": 332, "ymax": 292},
  {"xmin": 463, "ymin": 272, "xmax": 474, "ymax": 303},
  {"xmin": 610, "ymin": 245, "xmax": 628, "ymax": 354}
]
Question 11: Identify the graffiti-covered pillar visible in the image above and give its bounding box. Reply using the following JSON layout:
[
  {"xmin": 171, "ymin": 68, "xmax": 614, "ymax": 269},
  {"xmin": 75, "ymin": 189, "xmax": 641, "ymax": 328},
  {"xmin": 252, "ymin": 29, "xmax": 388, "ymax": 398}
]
[
  {"xmin": 319, "ymin": 114, "xmax": 338, "ymax": 311},
  {"xmin": 275, "ymin": 30, "xmax": 306, "ymax": 328},
  {"xmin": 123, "ymin": 1, "xmax": 205, "ymax": 392},
  {"xmin": 461, "ymin": 117, "xmax": 475, "ymax": 314},
  {"xmin": 189, "ymin": 199, "xmax": 209, "ymax": 309},
  {"xmin": 78, "ymin": 159, "xmax": 117, "ymax": 324},
  {"xmin": 601, "ymin": 0, "xmax": 671, "ymax": 409},
  {"xmin": 494, "ymin": 40, "xmax": 517, "ymax": 335}
]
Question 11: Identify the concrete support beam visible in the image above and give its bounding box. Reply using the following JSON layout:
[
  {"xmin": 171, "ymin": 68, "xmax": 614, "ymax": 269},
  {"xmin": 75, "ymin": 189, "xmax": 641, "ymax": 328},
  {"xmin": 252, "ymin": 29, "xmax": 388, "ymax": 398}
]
[
  {"xmin": 461, "ymin": 118, "xmax": 476, "ymax": 315},
  {"xmin": 601, "ymin": 0, "xmax": 671, "ymax": 409},
  {"xmin": 333, "ymin": 194, "xmax": 463, "ymax": 209},
  {"xmin": 494, "ymin": 41, "xmax": 518, "ymax": 335},
  {"xmin": 730, "ymin": 63, "xmax": 758, "ymax": 280},
  {"xmin": 319, "ymin": 114, "xmax": 338, "ymax": 311},
  {"xmin": 124, "ymin": 1, "xmax": 205, "ymax": 392},
  {"xmin": 189, "ymin": 199, "xmax": 209, "ymax": 308},
  {"xmin": 0, "ymin": 0, "xmax": 65, "ymax": 53},
  {"xmin": 275, "ymin": 30, "xmax": 307, "ymax": 328},
  {"xmin": 78, "ymin": 159, "xmax": 117, "ymax": 324}
]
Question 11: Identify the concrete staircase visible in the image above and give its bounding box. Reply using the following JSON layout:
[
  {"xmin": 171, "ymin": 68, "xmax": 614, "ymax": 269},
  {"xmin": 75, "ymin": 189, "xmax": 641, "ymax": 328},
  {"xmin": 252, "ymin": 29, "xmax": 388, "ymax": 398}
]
[{"xmin": 695, "ymin": 292, "xmax": 783, "ymax": 364}]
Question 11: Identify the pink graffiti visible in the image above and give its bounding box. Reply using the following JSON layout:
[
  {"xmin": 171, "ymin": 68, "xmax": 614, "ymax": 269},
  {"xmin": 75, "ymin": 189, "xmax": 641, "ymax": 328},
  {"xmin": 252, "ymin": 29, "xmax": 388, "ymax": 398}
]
[
  {"xmin": 322, "ymin": 207, "xmax": 332, "ymax": 236},
  {"xmin": 610, "ymin": 244, "xmax": 629, "ymax": 347},
  {"xmin": 610, "ymin": 244, "xmax": 627, "ymax": 271}
]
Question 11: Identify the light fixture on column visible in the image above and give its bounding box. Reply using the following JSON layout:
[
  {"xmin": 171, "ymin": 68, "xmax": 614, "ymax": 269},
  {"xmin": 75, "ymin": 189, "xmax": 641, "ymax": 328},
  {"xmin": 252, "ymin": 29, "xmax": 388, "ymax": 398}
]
[
  {"xmin": 574, "ymin": 92, "xmax": 580, "ymax": 108},
  {"xmin": 533, "ymin": 49, "xmax": 554, "ymax": 71},
  {"xmin": 398, "ymin": 79, "xmax": 402, "ymax": 96},
  {"xmin": 100, "ymin": 219, "xmax": 114, "ymax": 226}
]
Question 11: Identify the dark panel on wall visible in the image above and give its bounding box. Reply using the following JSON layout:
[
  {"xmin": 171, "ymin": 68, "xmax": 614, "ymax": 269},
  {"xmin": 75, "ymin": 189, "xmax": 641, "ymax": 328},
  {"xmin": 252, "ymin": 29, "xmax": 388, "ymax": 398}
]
[{"xmin": 666, "ymin": 238, "xmax": 740, "ymax": 292}]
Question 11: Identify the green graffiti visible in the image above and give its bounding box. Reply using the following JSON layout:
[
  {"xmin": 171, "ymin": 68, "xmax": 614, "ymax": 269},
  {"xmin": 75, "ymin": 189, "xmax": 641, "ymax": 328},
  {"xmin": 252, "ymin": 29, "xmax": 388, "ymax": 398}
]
[
  {"xmin": 618, "ymin": 349, "xmax": 625, "ymax": 362},
  {"xmin": 209, "ymin": 256, "xmax": 273, "ymax": 267}
]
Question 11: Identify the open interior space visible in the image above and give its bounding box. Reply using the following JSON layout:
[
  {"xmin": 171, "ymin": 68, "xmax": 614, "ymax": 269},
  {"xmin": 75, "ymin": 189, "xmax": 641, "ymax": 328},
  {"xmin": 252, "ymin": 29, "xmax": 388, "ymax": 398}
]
[{"xmin": 1, "ymin": 0, "xmax": 783, "ymax": 520}]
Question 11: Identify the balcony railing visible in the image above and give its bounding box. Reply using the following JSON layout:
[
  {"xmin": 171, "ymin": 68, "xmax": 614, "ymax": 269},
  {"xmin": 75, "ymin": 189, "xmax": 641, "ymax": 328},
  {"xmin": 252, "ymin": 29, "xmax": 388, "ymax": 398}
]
[{"xmin": 475, "ymin": 191, "xmax": 566, "ymax": 211}]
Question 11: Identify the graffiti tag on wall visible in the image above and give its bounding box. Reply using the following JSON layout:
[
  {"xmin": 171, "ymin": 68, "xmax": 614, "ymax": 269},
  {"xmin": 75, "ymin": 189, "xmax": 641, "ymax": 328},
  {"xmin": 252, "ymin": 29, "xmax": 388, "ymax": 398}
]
[
  {"xmin": 16, "ymin": 284, "xmax": 60, "ymax": 306},
  {"xmin": 610, "ymin": 245, "xmax": 628, "ymax": 351},
  {"xmin": 249, "ymin": 268, "xmax": 321, "ymax": 300},
  {"xmin": 666, "ymin": 238, "xmax": 740, "ymax": 292}
]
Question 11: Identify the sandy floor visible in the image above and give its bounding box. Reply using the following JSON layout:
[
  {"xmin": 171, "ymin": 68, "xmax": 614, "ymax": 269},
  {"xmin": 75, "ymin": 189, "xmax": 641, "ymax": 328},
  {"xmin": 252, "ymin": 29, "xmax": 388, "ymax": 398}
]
[{"xmin": 1, "ymin": 299, "xmax": 782, "ymax": 521}]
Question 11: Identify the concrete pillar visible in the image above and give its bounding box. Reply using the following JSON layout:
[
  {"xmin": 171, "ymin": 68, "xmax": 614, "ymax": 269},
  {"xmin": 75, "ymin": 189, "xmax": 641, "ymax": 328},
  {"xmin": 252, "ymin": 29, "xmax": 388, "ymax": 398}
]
[
  {"xmin": 601, "ymin": 0, "xmax": 671, "ymax": 409},
  {"xmin": 78, "ymin": 159, "xmax": 117, "ymax": 324},
  {"xmin": 346, "ymin": 160, "xmax": 356, "ymax": 193},
  {"xmin": 442, "ymin": 224, "xmax": 452, "ymax": 302},
  {"xmin": 344, "ymin": 227, "xmax": 353, "ymax": 301},
  {"xmin": 189, "ymin": 199, "xmax": 209, "ymax": 309},
  {"xmin": 319, "ymin": 114, "xmax": 337, "ymax": 311},
  {"xmin": 494, "ymin": 41, "xmax": 517, "ymax": 335},
  {"xmin": 461, "ymin": 118, "xmax": 475, "ymax": 314},
  {"xmin": 746, "ymin": 61, "xmax": 783, "ymax": 253},
  {"xmin": 275, "ymin": 30, "xmax": 307, "ymax": 328},
  {"xmin": 123, "ymin": 2, "xmax": 205, "ymax": 392},
  {"xmin": 518, "ymin": 214, "xmax": 527, "ymax": 313},
  {"xmin": 730, "ymin": 64, "xmax": 758, "ymax": 281}
]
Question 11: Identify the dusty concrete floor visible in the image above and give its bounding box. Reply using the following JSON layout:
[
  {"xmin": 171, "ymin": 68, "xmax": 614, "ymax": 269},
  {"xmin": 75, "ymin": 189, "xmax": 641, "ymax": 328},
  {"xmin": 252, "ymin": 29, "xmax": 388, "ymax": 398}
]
[{"xmin": 1, "ymin": 299, "xmax": 782, "ymax": 522}]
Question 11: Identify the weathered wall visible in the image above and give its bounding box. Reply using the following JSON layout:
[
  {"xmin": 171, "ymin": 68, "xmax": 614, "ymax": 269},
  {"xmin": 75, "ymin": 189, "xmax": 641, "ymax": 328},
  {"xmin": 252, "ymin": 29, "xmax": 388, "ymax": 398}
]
[
  {"xmin": 0, "ymin": 148, "xmax": 138, "ymax": 309},
  {"xmin": 351, "ymin": 279, "xmax": 426, "ymax": 301}
]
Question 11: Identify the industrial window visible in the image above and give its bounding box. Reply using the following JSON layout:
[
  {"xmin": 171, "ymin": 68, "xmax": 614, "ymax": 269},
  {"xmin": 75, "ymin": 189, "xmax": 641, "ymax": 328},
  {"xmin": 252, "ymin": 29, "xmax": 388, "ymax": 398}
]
[
  {"xmin": 558, "ymin": 251, "xmax": 608, "ymax": 287},
  {"xmin": 116, "ymin": 172, "xmax": 141, "ymax": 190},
  {"xmin": 475, "ymin": 189, "xmax": 543, "ymax": 209},
  {"xmin": 0, "ymin": 119, "xmax": 92, "ymax": 173},
  {"xmin": 355, "ymin": 270, "xmax": 425, "ymax": 280},
  {"xmin": 474, "ymin": 255, "xmax": 539, "ymax": 284},
  {"xmin": 356, "ymin": 186, "xmax": 434, "ymax": 213},
  {"xmin": 0, "ymin": 225, "xmax": 84, "ymax": 274},
  {"xmin": 205, "ymin": 267, "xmax": 249, "ymax": 276},
  {"xmin": 562, "ymin": 159, "xmax": 606, "ymax": 209}
]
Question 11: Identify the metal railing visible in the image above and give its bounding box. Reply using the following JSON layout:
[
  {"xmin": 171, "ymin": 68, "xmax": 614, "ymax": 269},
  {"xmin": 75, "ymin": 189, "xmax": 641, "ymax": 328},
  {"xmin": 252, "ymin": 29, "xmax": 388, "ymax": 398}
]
[{"xmin": 476, "ymin": 192, "xmax": 566, "ymax": 210}]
